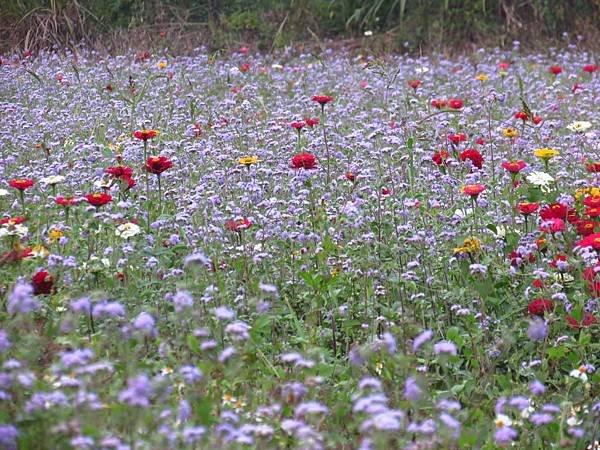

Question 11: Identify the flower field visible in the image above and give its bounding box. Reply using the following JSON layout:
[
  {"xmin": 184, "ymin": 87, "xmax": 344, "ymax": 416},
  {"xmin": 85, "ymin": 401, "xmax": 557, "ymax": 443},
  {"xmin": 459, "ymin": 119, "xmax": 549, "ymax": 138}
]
[{"xmin": 0, "ymin": 46, "xmax": 599, "ymax": 449}]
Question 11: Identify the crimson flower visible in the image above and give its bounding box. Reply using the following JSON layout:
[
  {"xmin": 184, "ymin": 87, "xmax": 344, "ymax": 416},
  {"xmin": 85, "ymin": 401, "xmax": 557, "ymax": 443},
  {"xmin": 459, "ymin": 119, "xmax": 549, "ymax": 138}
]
[
  {"xmin": 291, "ymin": 153, "xmax": 317, "ymax": 170},
  {"xmin": 459, "ymin": 149, "xmax": 483, "ymax": 169},
  {"xmin": 528, "ymin": 298, "xmax": 554, "ymax": 316},
  {"xmin": 408, "ymin": 80, "xmax": 423, "ymax": 89},
  {"xmin": 583, "ymin": 64, "xmax": 598, "ymax": 73},
  {"xmin": 32, "ymin": 271, "xmax": 54, "ymax": 295},
  {"xmin": 583, "ymin": 196, "xmax": 600, "ymax": 208},
  {"xmin": 501, "ymin": 160, "xmax": 527, "ymax": 173},
  {"xmin": 56, "ymin": 197, "xmax": 79, "ymax": 207},
  {"xmin": 84, "ymin": 193, "xmax": 113, "ymax": 207},
  {"xmin": 533, "ymin": 116, "xmax": 543, "ymax": 124},
  {"xmin": 9, "ymin": 179, "xmax": 34, "ymax": 190},
  {"xmin": 304, "ymin": 118, "xmax": 319, "ymax": 127},
  {"xmin": 566, "ymin": 313, "xmax": 597, "ymax": 330},
  {"xmin": 133, "ymin": 129, "xmax": 158, "ymax": 141},
  {"xmin": 0, "ymin": 217, "xmax": 27, "ymax": 226},
  {"xmin": 539, "ymin": 218, "xmax": 565, "ymax": 234},
  {"xmin": 514, "ymin": 111, "xmax": 529, "ymax": 121},
  {"xmin": 586, "ymin": 162, "xmax": 600, "ymax": 173},
  {"xmin": 575, "ymin": 233, "xmax": 600, "ymax": 250},
  {"xmin": 239, "ymin": 63, "xmax": 250, "ymax": 72},
  {"xmin": 516, "ymin": 202, "xmax": 539, "ymax": 215},
  {"xmin": 431, "ymin": 99, "xmax": 447, "ymax": 109},
  {"xmin": 447, "ymin": 133, "xmax": 466, "ymax": 144},
  {"xmin": 576, "ymin": 220, "xmax": 595, "ymax": 236},
  {"xmin": 584, "ymin": 264, "xmax": 600, "ymax": 296},
  {"xmin": 345, "ymin": 172, "xmax": 356, "ymax": 182},
  {"xmin": 290, "ymin": 121, "xmax": 306, "ymax": 130},
  {"xmin": 497, "ymin": 62, "xmax": 510, "ymax": 70},
  {"xmin": 105, "ymin": 166, "xmax": 133, "ymax": 179},
  {"xmin": 145, "ymin": 156, "xmax": 173, "ymax": 174},
  {"xmin": 585, "ymin": 207, "xmax": 600, "ymax": 218},
  {"xmin": 549, "ymin": 66, "xmax": 562, "ymax": 75},
  {"xmin": 461, "ymin": 184, "xmax": 485, "ymax": 197},
  {"xmin": 447, "ymin": 98, "xmax": 463, "ymax": 109},
  {"xmin": 226, "ymin": 219, "xmax": 252, "ymax": 232},
  {"xmin": 432, "ymin": 151, "xmax": 449, "ymax": 166},
  {"xmin": 312, "ymin": 95, "xmax": 334, "ymax": 105},
  {"xmin": 539, "ymin": 203, "xmax": 568, "ymax": 220}
]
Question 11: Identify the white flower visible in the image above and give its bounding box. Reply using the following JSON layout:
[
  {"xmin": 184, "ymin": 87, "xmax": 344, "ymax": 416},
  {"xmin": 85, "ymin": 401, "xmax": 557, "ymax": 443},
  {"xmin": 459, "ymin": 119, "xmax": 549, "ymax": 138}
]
[
  {"xmin": 0, "ymin": 189, "xmax": 9, "ymax": 197},
  {"xmin": 229, "ymin": 67, "xmax": 241, "ymax": 76},
  {"xmin": 40, "ymin": 175, "xmax": 66, "ymax": 185},
  {"xmin": 0, "ymin": 224, "xmax": 28, "ymax": 238},
  {"xmin": 567, "ymin": 416, "xmax": 582, "ymax": 427},
  {"xmin": 526, "ymin": 171, "xmax": 555, "ymax": 193},
  {"xmin": 566, "ymin": 121, "xmax": 592, "ymax": 132},
  {"xmin": 93, "ymin": 179, "xmax": 111, "ymax": 190},
  {"xmin": 116, "ymin": 222, "xmax": 141, "ymax": 239},
  {"xmin": 415, "ymin": 66, "xmax": 430, "ymax": 74},
  {"xmin": 569, "ymin": 365, "xmax": 588, "ymax": 381},
  {"xmin": 364, "ymin": 30, "xmax": 373, "ymax": 36},
  {"xmin": 495, "ymin": 414, "xmax": 512, "ymax": 428},
  {"xmin": 520, "ymin": 406, "xmax": 535, "ymax": 419},
  {"xmin": 453, "ymin": 208, "xmax": 473, "ymax": 219}
]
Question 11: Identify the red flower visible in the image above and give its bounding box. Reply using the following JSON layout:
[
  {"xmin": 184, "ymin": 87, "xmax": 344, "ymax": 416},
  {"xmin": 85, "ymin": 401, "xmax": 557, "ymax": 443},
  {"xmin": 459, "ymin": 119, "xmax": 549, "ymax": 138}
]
[
  {"xmin": 549, "ymin": 254, "xmax": 568, "ymax": 270},
  {"xmin": 572, "ymin": 83, "xmax": 584, "ymax": 93},
  {"xmin": 431, "ymin": 99, "xmax": 447, "ymax": 109},
  {"xmin": 345, "ymin": 172, "xmax": 356, "ymax": 182},
  {"xmin": 447, "ymin": 133, "xmax": 466, "ymax": 144},
  {"xmin": 517, "ymin": 202, "xmax": 539, "ymax": 215},
  {"xmin": 290, "ymin": 121, "xmax": 306, "ymax": 130},
  {"xmin": 539, "ymin": 203, "xmax": 568, "ymax": 220},
  {"xmin": 533, "ymin": 116, "xmax": 543, "ymax": 124},
  {"xmin": 509, "ymin": 251, "xmax": 535, "ymax": 267},
  {"xmin": 32, "ymin": 271, "xmax": 53, "ymax": 295},
  {"xmin": 305, "ymin": 118, "xmax": 319, "ymax": 127},
  {"xmin": 514, "ymin": 111, "xmax": 529, "ymax": 121},
  {"xmin": 105, "ymin": 166, "xmax": 133, "ymax": 179},
  {"xmin": 501, "ymin": 160, "xmax": 527, "ymax": 173},
  {"xmin": 583, "ymin": 64, "xmax": 598, "ymax": 73},
  {"xmin": 432, "ymin": 151, "xmax": 449, "ymax": 166},
  {"xmin": 566, "ymin": 313, "xmax": 597, "ymax": 329},
  {"xmin": 497, "ymin": 62, "xmax": 510, "ymax": 70},
  {"xmin": 447, "ymin": 98, "xmax": 463, "ymax": 109},
  {"xmin": 145, "ymin": 156, "xmax": 173, "ymax": 174},
  {"xmin": 56, "ymin": 197, "xmax": 79, "ymax": 207},
  {"xmin": 585, "ymin": 207, "xmax": 600, "ymax": 218},
  {"xmin": 239, "ymin": 63, "xmax": 250, "ymax": 72},
  {"xmin": 291, "ymin": 153, "xmax": 317, "ymax": 170},
  {"xmin": 528, "ymin": 298, "xmax": 554, "ymax": 316},
  {"xmin": 539, "ymin": 218, "xmax": 565, "ymax": 234},
  {"xmin": 475, "ymin": 137, "xmax": 485, "ymax": 145},
  {"xmin": 133, "ymin": 129, "xmax": 158, "ymax": 141},
  {"xmin": 586, "ymin": 162, "xmax": 600, "ymax": 173},
  {"xmin": 576, "ymin": 220, "xmax": 596, "ymax": 236},
  {"xmin": 9, "ymin": 179, "xmax": 34, "ymax": 190},
  {"xmin": 575, "ymin": 232, "xmax": 600, "ymax": 250},
  {"xmin": 84, "ymin": 193, "xmax": 113, "ymax": 207},
  {"xmin": 226, "ymin": 219, "xmax": 252, "ymax": 232},
  {"xmin": 312, "ymin": 95, "xmax": 334, "ymax": 105},
  {"xmin": 549, "ymin": 66, "xmax": 563, "ymax": 75},
  {"xmin": 408, "ymin": 80, "xmax": 423, "ymax": 89},
  {"xmin": 461, "ymin": 184, "xmax": 485, "ymax": 197},
  {"xmin": 459, "ymin": 149, "xmax": 484, "ymax": 169},
  {"xmin": 381, "ymin": 187, "xmax": 391, "ymax": 196},
  {"xmin": 584, "ymin": 265, "xmax": 600, "ymax": 296},
  {"xmin": 583, "ymin": 195, "xmax": 600, "ymax": 208}
]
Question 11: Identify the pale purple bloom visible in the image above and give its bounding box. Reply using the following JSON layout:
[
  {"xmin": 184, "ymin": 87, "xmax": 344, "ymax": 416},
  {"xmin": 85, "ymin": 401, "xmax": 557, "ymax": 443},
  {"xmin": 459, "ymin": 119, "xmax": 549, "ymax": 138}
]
[
  {"xmin": 527, "ymin": 319, "xmax": 548, "ymax": 342},
  {"xmin": 412, "ymin": 329, "xmax": 433, "ymax": 352},
  {"xmin": 494, "ymin": 426, "xmax": 517, "ymax": 444},
  {"xmin": 0, "ymin": 424, "xmax": 19, "ymax": 450},
  {"xmin": 530, "ymin": 413, "xmax": 554, "ymax": 426},
  {"xmin": 7, "ymin": 281, "xmax": 38, "ymax": 315},
  {"xmin": 439, "ymin": 413, "xmax": 460, "ymax": 439},
  {"xmin": 218, "ymin": 346, "xmax": 236, "ymax": 363},
  {"xmin": 434, "ymin": 340, "xmax": 457, "ymax": 355},
  {"xmin": 0, "ymin": 331, "xmax": 10, "ymax": 353},
  {"xmin": 118, "ymin": 374, "xmax": 153, "ymax": 407},
  {"xmin": 133, "ymin": 312, "xmax": 156, "ymax": 337},
  {"xmin": 172, "ymin": 290, "xmax": 194, "ymax": 313},
  {"xmin": 404, "ymin": 377, "xmax": 422, "ymax": 402},
  {"xmin": 529, "ymin": 380, "xmax": 546, "ymax": 395}
]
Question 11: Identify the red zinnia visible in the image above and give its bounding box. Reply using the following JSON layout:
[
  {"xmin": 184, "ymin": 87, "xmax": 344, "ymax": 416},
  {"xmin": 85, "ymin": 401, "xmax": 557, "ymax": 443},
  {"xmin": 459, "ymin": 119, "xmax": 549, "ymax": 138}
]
[
  {"xmin": 549, "ymin": 66, "xmax": 562, "ymax": 75},
  {"xmin": 408, "ymin": 80, "xmax": 423, "ymax": 89},
  {"xmin": 533, "ymin": 116, "xmax": 543, "ymax": 124},
  {"xmin": 305, "ymin": 118, "xmax": 319, "ymax": 127},
  {"xmin": 517, "ymin": 202, "xmax": 539, "ymax": 215},
  {"xmin": 539, "ymin": 218, "xmax": 565, "ymax": 234},
  {"xmin": 576, "ymin": 220, "xmax": 596, "ymax": 236},
  {"xmin": 56, "ymin": 197, "xmax": 79, "ymax": 207},
  {"xmin": 583, "ymin": 196, "xmax": 600, "ymax": 208},
  {"xmin": 583, "ymin": 64, "xmax": 598, "ymax": 73},
  {"xmin": 0, "ymin": 217, "xmax": 27, "ymax": 226},
  {"xmin": 431, "ymin": 99, "xmax": 447, "ymax": 109},
  {"xmin": 461, "ymin": 184, "xmax": 485, "ymax": 197},
  {"xmin": 575, "ymin": 232, "xmax": 600, "ymax": 250},
  {"xmin": 586, "ymin": 162, "xmax": 600, "ymax": 173},
  {"xmin": 239, "ymin": 63, "xmax": 250, "ymax": 72},
  {"xmin": 459, "ymin": 149, "xmax": 484, "ymax": 169},
  {"xmin": 514, "ymin": 111, "xmax": 529, "ymax": 121},
  {"xmin": 32, "ymin": 271, "xmax": 54, "ymax": 295},
  {"xmin": 105, "ymin": 166, "xmax": 133, "ymax": 179},
  {"xmin": 9, "ymin": 179, "xmax": 34, "ymax": 190},
  {"xmin": 290, "ymin": 121, "xmax": 306, "ymax": 130},
  {"xmin": 291, "ymin": 153, "xmax": 317, "ymax": 170},
  {"xmin": 226, "ymin": 219, "xmax": 252, "ymax": 232},
  {"xmin": 497, "ymin": 62, "xmax": 510, "ymax": 70},
  {"xmin": 84, "ymin": 193, "xmax": 113, "ymax": 207},
  {"xmin": 145, "ymin": 156, "xmax": 173, "ymax": 174},
  {"xmin": 133, "ymin": 129, "xmax": 158, "ymax": 141},
  {"xmin": 566, "ymin": 313, "xmax": 597, "ymax": 329},
  {"xmin": 448, "ymin": 98, "xmax": 464, "ymax": 109},
  {"xmin": 447, "ymin": 133, "xmax": 467, "ymax": 144},
  {"xmin": 501, "ymin": 160, "xmax": 527, "ymax": 173},
  {"xmin": 432, "ymin": 151, "xmax": 449, "ymax": 166},
  {"xmin": 539, "ymin": 203, "xmax": 568, "ymax": 220},
  {"xmin": 528, "ymin": 298, "xmax": 554, "ymax": 316},
  {"xmin": 312, "ymin": 95, "xmax": 333, "ymax": 105}
]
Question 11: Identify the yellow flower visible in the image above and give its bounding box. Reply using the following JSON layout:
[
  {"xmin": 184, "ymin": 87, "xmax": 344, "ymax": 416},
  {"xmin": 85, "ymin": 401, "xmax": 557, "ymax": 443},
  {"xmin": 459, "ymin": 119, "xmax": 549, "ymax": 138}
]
[
  {"xmin": 238, "ymin": 156, "xmax": 259, "ymax": 166},
  {"xmin": 47, "ymin": 228, "xmax": 64, "ymax": 244},
  {"xmin": 475, "ymin": 74, "xmax": 488, "ymax": 81},
  {"xmin": 30, "ymin": 245, "xmax": 49, "ymax": 258},
  {"xmin": 534, "ymin": 148, "xmax": 559, "ymax": 160},
  {"xmin": 454, "ymin": 237, "xmax": 482, "ymax": 255},
  {"xmin": 158, "ymin": 61, "xmax": 168, "ymax": 69},
  {"xmin": 453, "ymin": 246, "xmax": 468, "ymax": 255},
  {"xmin": 575, "ymin": 187, "xmax": 600, "ymax": 200},
  {"xmin": 499, "ymin": 70, "xmax": 508, "ymax": 77},
  {"xmin": 503, "ymin": 127, "xmax": 518, "ymax": 138}
]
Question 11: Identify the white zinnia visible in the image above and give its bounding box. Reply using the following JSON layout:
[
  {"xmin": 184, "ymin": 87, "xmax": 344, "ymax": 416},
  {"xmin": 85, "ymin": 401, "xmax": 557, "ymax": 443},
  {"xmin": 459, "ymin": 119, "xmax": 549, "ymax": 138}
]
[
  {"xmin": 527, "ymin": 171, "xmax": 555, "ymax": 193},
  {"xmin": 569, "ymin": 366, "xmax": 588, "ymax": 381},
  {"xmin": 41, "ymin": 175, "xmax": 66, "ymax": 185},
  {"xmin": 566, "ymin": 121, "xmax": 592, "ymax": 132},
  {"xmin": 0, "ymin": 224, "xmax": 28, "ymax": 238},
  {"xmin": 116, "ymin": 222, "xmax": 141, "ymax": 239}
]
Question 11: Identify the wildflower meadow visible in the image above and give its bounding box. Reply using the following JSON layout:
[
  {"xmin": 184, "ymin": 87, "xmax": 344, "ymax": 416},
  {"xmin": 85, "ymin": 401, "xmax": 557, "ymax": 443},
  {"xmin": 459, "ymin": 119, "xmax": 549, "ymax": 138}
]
[{"xmin": 0, "ymin": 44, "xmax": 599, "ymax": 449}]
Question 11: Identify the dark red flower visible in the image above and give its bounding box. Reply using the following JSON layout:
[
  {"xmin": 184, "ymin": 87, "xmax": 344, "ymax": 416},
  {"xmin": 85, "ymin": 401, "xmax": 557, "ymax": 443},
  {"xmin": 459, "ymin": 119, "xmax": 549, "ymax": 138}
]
[
  {"xmin": 533, "ymin": 116, "xmax": 543, "ymax": 124},
  {"xmin": 239, "ymin": 63, "xmax": 250, "ymax": 72},
  {"xmin": 447, "ymin": 133, "xmax": 467, "ymax": 144},
  {"xmin": 549, "ymin": 254, "xmax": 568, "ymax": 270},
  {"xmin": 226, "ymin": 219, "xmax": 252, "ymax": 232},
  {"xmin": 9, "ymin": 179, "xmax": 34, "ymax": 190},
  {"xmin": 509, "ymin": 251, "xmax": 535, "ymax": 267},
  {"xmin": 585, "ymin": 206, "xmax": 600, "ymax": 218},
  {"xmin": 539, "ymin": 203, "xmax": 568, "ymax": 220},
  {"xmin": 305, "ymin": 118, "xmax": 319, "ymax": 127},
  {"xmin": 566, "ymin": 313, "xmax": 597, "ymax": 329},
  {"xmin": 459, "ymin": 149, "xmax": 484, "ymax": 169},
  {"xmin": 448, "ymin": 98, "xmax": 463, "ymax": 109},
  {"xmin": 84, "ymin": 193, "xmax": 112, "ymax": 207},
  {"xmin": 432, "ymin": 151, "xmax": 449, "ymax": 166},
  {"xmin": 549, "ymin": 66, "xmax": 563, "ymax": 75},
  {"xmin": 576, "ymin": 220, "xmax": 595, "ymax": 236},
  {"xmin": 572, "ymin": 83, "xmax": 584, "ymax": 93},
  {"xmin": 32, "ymin": 271, "xmax": 53, "ymax": 295},
  {"xmin": 586, "ymin": 162, "xmax": 600, "ymax": 173},
  {"xmin": 583, "ymin": 196, "xmax": 600, "ymax": 208},
  {"xmin": 381, "ymin": 187, "xmax": 391, "ymax": 196},
  {"xmin": 133, "ymin": 129, "xmax": 158, "ymax": 141},
  {"xmin": 475, "ymin": 137, "xmax": 485, "ymax": 145},
  {"xmin": 575, "ymin": 232, "xmax": 600, "ymax": 250},
  {"xmin": 528, "ymin": 298, "xmax": 554, "ymax": 316},
  {"xmin": 408, "ymin": 80, "xmax": 423, "ymax": 89},
  {"xmin": 345, "ymin": 172, "xmax": 356, "ymax": 182},
  {"xmin": 514, "ymin": 111, "xmax": 529, "ymax": 121},
  {"xmin": 56, "ymin": 197, "xmax": 79, "ymax": 207},
  {"xmin": 145, "ymin": 156, "xmax": 173, "ymax": 175},
  {"xmin": 431, "ymin": 99, "xmax": 447, "ymax": 109},
  {"xmin": 291, "ymin": 153, "xmax": 317, "ymax": 170},
  {"xmin": 290, "ymin": 121, "xmax": 306, "ymax": 130},
  {"xmin": 517, "ymin": 202, "xmax": 539, "ymax": 215},
  {"xmin": 583, "ymin": 64, "xmax": 598, "ymax": 73},
  {"xmin": 105, "ymin": 166, "xmax": 133, "ymax": 179},
  {"xmin": 312, "ymin": 95, "xmax": 334, "ymax": 105},
  {"xmin": 501, "ymin": 160, "xmax": 527, "ymax": 173}
]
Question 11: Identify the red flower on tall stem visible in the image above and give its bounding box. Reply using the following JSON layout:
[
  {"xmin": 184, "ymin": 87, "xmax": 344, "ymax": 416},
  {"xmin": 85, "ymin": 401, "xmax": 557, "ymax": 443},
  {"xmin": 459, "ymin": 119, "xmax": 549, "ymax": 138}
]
[
  {"xmin": 447, "ymin": 133, "xmax": 466, "ymax": 144},
  {"xmin": 501, "ymin": 161, "xmax": 527, "ymax": 173},
  {"xmin": 431, "ymin": 99, "xmax": 447, "ymax": 109},
  {"xmin": 461, "ymin": 184, "xmax": 485, "ymax": 197},
  {"xmin": 583, "ymin": 64, "xmax": 598, "ymax": 73},
  {"xmin": 84, "ymin": 193, "xmax": 112, "ymax": 207},
  {"xmin": 528, "ymin": 298, "xmax": 554, "ymax": 316},
  {"xmin": 9, "ymin": 179, "xmax": 34, "ymax": 190},
  {"xmin": 432, "ymin": 151, "xmax": 449, "ymax": 166},
  {"xmin": 56, "ymin": 197, "xmax": 79, "ymax": 207},
  {"xmin": 133, "ymin": 129, "xmax": 159, "ymax": 141},
  {"xmin": 226, "ymin": 219, "xmax": 252, "ymax": 232},
  {"xmin": 549, "ymin": 66, "xmax": 563, "ymax": 75},
  {"xmin": 516, "ymin": 202, "xmax": 539, "ymax": 215},
  {"xmin": 312, "ymin": 95, "xmax": 334, "ymax": 106},
  {"xmin": 291, "ymin": 153, "xmax": 318, "ymax": 170},
  {"xmin": 459, "ymin": 149, "xmax": 484, "ymax": 169},
  {"xmin": 105, "ymin": 166, "xmax": 133, "ymax": 179},
  {"xmin": 145, "ymin": 156, "xmax": 173, "ymax": 174},
  {"xmin": 32, "ymin": 271, "xmax": 54, "ymax": 295},
  {"xmin": 447, "ymin": 98, "xmax": 463, "ymax": 109}
]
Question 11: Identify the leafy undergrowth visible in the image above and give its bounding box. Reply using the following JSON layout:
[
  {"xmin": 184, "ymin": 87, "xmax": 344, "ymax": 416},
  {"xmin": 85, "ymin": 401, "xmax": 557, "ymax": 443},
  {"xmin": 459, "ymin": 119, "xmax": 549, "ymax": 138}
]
[{"xmin": 0, "ymin": 46, "xmax": 599, "ymax": 449}]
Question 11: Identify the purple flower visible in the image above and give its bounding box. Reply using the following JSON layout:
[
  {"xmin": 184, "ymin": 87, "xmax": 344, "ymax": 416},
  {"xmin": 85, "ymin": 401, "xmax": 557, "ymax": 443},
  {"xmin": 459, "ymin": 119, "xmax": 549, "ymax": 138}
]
[
  {"xmin": 182, "ymin": 426, "xmax": 206, "ymax": 444},
  {"xmin": 218, "ymin": 346, "xmax": 236, "ymax": 363},
  {"xmin": 434, "ymin": 340, "xmax": 457, "ymax": 356},
  {"xmin": 0, "ymin": 330, "xmax": 11, "ymax": 353},
  {"xmin": 171, "ymin": 290, "xmax": 194, "ymax": 313},
  {"xmin": 214, "ymin": 306, "xmax": 236, "ymax": 321},
  {"xmin": 0, "ymin": 424, "xmax": 19, "ymax": 450},
  {"xmin": 403, "ymin": 377, "xmax": 422, "ymax": 402},
  {"xmin": 180, "ymin": 365, "xmax": 202, "ymax": 384},
  {"xmin": 530, "ymin": 413, "xmax": 554, "ymax": 426},
  {"xmin": 439, "ymin": 413, "xmax": 461, "ymax": 439},
  {"xmin": 133, "ymin": 312, "xmax": 157, "ymax": 337},
  {"xmin": 494, "ymin": 426, "xmax": 517, "ymax": 444},
  {"xmin": 60, "ymin": 349, "xmax": 95, "ymax": 368},
  {"xmin": 529, "ymin": 380, "xmax": 546, "ymax": 395},
  {"xmin": 70, "ymin": 297, "xmax": 91, "ymax": 314},
  {"xmin": 7, "ymin": 281, "xmax": 38, "ymax": 315},
  {"xmin": 527, "ymin": 319, "xmax": 548, "ymax": 342},
  {"xmin": 118, "ymin": 374, "xmax": 153, "ymax": 407},
  {"xmin": 412, "ymin": 329, "xmax": 433, "ymax": 352},
  {"xmin": 295, "ymin": 401, "xmax": 329, "ymax": 417},
  {"xmin": 92, "ymin": 301, "xmax": 125, "ymax": 318}
]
